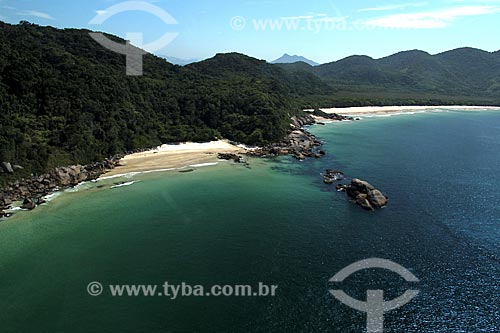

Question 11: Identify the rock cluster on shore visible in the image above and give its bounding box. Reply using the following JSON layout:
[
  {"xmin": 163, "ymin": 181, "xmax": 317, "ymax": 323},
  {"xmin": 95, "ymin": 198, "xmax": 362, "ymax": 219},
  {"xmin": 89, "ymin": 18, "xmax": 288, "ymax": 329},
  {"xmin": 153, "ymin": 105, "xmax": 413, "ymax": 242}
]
[
  {"xmin": 0, "ymin": 156, "xmax": 121, "ymax": 216},
  {"xmin": 246, "ymin": 115, "xmax": 326, "ymax": 160},
  {"xmin": 217, "ymin": 153, "xmax": 245, "ymax": 163},
  {"xmin": 320, "ymin": 113, "xmax": 355, "ymax": 122}
]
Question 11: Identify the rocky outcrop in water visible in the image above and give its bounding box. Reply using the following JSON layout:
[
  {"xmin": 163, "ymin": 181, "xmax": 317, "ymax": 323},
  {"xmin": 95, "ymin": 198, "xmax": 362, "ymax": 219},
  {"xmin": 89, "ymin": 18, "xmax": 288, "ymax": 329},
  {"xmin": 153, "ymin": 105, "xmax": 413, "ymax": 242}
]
[
  {"xmin": 323, "ymin": 169, "xmax": 345, "ymax": 184},
  {"xmin": 338, "ymin": 178, "xmax": 389, "ymax": 211},
  {"xmin": 0, "ymin": 156, "xmax": 121, "ymax": 216}
]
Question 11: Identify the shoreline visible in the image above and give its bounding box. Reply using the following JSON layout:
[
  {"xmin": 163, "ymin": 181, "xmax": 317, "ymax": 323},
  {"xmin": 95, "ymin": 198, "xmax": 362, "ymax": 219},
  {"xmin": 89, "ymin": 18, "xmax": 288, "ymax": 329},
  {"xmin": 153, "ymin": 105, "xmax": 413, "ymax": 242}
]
[
  {"xmin": 102, "ymin": 141, "xmax": 246, "ymax": 178},
  {"xmin": 1, "ymin": 115, "xmax": 320, "ymax": 218},
  {"xmin": 3, "ymin": 107, "xmax": 497, "ymax": 217},
  {"xmin": 306, "ymin": 105, "xmax": 500, "ymax": 116},
  {"xmin": 104, "ymin": 115, "xmax": 322, "ymax": 178}
]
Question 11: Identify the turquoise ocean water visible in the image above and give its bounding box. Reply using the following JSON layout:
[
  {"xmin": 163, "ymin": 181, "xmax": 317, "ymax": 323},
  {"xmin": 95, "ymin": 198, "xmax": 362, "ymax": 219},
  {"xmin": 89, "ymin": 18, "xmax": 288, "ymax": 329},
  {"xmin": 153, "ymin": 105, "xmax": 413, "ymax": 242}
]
[{"xmin": 0, "ymin": 110, "xmax": 499, "ymax": 332}]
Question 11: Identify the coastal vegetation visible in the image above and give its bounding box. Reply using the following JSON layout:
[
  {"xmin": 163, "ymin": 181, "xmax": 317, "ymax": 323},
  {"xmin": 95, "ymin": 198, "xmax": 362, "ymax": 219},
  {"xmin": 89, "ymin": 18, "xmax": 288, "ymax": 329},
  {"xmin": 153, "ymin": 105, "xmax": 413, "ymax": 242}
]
[
  {"xmin": 0, "ymin": 22, "xmax": 306, "ymax": 183},
  {"xmin": 1, "ymin": 21, "xmax": 500, "ymax": 184}
]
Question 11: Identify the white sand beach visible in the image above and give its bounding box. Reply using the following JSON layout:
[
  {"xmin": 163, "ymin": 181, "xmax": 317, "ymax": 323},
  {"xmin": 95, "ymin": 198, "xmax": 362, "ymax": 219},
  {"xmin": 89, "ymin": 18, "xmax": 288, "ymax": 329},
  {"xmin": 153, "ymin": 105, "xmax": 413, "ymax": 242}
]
[
  {"xmin": 103, "ymin": 140, "xmax": 245, "ymax": 177},
  {"xmin": 307, "ymin": 105, "xmax": 500, "ymax": 116}
]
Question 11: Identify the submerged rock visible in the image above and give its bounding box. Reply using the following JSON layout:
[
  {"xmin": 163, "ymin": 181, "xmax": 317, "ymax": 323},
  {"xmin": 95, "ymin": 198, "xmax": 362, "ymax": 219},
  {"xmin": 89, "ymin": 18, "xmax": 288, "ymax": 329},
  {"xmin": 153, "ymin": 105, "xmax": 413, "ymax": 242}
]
[
  {"xmin": 336, "ymin": 184, "xmax": 347, "ymax": 192},
  {"xmin": 323, "ymin": 169, "xmax": 345, "ymax": 185},
  {"xmin": 178, "ymin": 169, "xmax": 195, "ymax": 173}
]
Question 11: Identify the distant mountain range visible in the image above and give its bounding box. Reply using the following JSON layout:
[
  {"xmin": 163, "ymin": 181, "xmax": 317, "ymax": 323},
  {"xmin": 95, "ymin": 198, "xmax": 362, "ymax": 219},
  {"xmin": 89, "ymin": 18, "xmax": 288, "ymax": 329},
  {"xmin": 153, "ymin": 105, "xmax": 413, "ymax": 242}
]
[
  {"xmin": 271, "ymin": 54, "xmax": 319, "ymax": 66},
  {"xmin": 276, "ymin": 48, "xmax": 500, "ymax": 100}
]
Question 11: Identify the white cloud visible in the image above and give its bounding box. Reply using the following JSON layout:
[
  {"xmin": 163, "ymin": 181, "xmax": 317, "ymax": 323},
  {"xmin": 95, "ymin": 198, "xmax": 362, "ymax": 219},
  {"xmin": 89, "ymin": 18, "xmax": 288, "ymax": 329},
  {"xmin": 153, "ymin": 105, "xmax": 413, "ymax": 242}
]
[
  {"xmin": 364, "ymin": 5, "xmax": 500, "ymax": 29},
  {"xmin": 280, "ymin": 13, "xmax": 345, "ymax": 22},
  {"xmin": 18, "ymin": 10, "xmax": 54, "ymax": 20},
  {"xmin": 359, "ymin": 2, "xmax": 428, "ymax": 12}
]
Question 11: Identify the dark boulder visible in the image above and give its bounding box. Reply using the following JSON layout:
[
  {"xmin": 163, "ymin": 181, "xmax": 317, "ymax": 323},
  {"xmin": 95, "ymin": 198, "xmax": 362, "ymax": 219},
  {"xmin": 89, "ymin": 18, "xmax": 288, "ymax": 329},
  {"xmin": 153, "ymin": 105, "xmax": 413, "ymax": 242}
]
[
  {"xmin": 336, "ymin": 184, "xmax": 347, "ymax": 192},
  {"xmin": 218, "ymin": 153, "xmax": 244, "ymax": 163},
  {"xmin": 21, "ymin": 198, "xmax": 36, "ymax": 210},
  {"xmin": 52, "ymin": 168, "xmax": 71, "ymax": 186},
  {"xmin": 351, "ymin": 178, "xmax": 376, "ymax": 192},
  {"xmin": 325, "ymin": 169, "xmax": 345, "ymax": 181},
  {"xmin": 178, "ymin": 169, "xmax": 195, "ymax": 173},
  {"xmin": 356, "ymin": 194, "xmax": 374, "ymax": 211},
  {"xmin": 367, "ymin": 190, "xmax": 388, "ymax": 208},
  {"xmin": 0, "ymin": 196, "xmax": 13, "ymax": 209}
]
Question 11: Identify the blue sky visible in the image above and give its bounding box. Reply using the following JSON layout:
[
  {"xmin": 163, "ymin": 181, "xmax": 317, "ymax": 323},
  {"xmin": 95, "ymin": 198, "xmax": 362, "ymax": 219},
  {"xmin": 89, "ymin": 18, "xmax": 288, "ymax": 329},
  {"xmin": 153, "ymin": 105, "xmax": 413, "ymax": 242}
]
[{"xmin": 1, "ymin": 0, "xmax": 500, "ymax": 63}]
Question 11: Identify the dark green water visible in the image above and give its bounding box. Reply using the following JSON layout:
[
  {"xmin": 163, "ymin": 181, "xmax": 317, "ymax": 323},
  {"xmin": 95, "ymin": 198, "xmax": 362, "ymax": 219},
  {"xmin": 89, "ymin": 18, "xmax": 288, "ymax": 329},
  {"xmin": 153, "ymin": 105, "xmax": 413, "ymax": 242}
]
[{"xmin": 0, "ymin": 110, "xmax": 499, "ymax": 332}]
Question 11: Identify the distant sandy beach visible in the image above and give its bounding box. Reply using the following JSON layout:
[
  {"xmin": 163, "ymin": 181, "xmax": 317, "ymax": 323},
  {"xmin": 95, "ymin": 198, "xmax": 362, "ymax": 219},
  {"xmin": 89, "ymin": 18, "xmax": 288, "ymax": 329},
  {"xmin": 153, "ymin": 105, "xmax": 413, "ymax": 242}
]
[
  {"xmin": 103, "ymin": 141, "xmax": 245, "ymax": 177},
  {"xmin": 308, "ymin": 105, "xmax": 500, "ymax": 116}
]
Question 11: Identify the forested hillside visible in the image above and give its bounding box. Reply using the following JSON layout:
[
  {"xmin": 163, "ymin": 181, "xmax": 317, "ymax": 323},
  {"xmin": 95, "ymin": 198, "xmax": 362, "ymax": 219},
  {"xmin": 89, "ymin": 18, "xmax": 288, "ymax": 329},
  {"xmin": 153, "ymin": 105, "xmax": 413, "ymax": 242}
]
[
  {"xmin": 278, "ymin": 48, "xmax": 500, "ymax": 106},
  {"xmin": 0, "ymin": 21, "xmax": 311, "ymax": 181}
]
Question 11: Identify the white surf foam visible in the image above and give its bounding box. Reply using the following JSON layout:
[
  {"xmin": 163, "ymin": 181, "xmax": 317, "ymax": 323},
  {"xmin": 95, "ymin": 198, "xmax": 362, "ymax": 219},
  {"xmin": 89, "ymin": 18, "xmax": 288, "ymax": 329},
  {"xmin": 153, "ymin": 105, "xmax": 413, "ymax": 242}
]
[{"xmin": 188, "ymin": 162, "xmax": 218, "ymax": 168}]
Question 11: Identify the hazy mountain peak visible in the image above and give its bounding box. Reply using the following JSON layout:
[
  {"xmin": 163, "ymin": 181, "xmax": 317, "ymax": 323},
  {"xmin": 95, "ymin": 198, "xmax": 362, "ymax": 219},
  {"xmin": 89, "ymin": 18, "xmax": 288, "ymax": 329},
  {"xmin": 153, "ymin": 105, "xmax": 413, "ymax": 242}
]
[
  {"xmin": 271, "ymin": 54, "xmax": 319, "ymax": 66},
  {"xmin": 163, "ymin": 56, "xmax": 199, "ymax": 66}
]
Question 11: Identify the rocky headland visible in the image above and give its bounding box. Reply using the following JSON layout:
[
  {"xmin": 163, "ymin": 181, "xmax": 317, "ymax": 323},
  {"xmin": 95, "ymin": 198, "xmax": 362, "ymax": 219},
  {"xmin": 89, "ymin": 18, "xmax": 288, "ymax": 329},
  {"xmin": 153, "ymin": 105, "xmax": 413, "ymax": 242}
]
[
  {"xmin": 0, "ymin": 157, "xmax": 122, "ymax": 217},
  {"xmin": 0, "ymin": 112, "xmax": 367, "ymax": 218},
  {"xmin": 247, "ymin": 114, "xmax": 353, "ymax": 160}
]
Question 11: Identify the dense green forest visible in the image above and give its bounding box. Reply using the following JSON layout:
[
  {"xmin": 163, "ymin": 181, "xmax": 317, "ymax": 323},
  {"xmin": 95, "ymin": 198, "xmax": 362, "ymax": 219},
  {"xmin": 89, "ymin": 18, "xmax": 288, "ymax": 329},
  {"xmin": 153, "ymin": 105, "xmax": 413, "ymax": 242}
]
[
  {"xmin": 0, "ymin": 22, "xmax": 313, "ymax": 182},
  {"xmin": 1, "ymin": 21, "xmax": 499, "ymax": 183}
]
